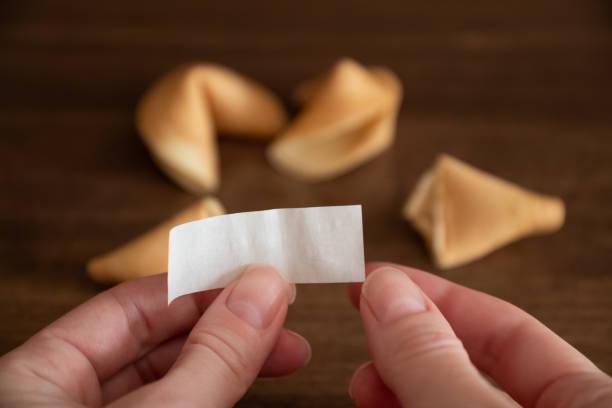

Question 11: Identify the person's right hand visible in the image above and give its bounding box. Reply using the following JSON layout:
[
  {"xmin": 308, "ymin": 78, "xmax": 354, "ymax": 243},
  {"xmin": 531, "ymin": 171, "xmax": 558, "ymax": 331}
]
[{"xmin": 347, "ymin": 262, "xmax": 612, "ymax": 407}]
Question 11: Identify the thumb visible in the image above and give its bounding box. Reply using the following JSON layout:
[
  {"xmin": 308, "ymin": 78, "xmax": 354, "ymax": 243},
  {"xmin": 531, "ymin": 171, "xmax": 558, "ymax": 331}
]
[
  {"xmin": 358, "ymin": 266, "xmax": 516, "ymax": 407},
  {"xmin": 111, "ymin": 265, "xmax": 292, "ymax": 408}
]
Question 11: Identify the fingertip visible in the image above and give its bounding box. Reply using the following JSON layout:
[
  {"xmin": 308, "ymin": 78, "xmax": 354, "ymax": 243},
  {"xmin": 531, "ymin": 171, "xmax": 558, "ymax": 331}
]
[
  {"xmin": 349, "ymin": 361, "xmax": 401, "ymax": 408},
  {"xmin": 349, "ymin": 361, "xmax": 373, "ymax": 398},
  {"xmin": 348, "ymin": 262, "xmax": 399, "ymax": 310},
  {"xmin": 365, "ymin": 261, "xmax": 422, "ymax": 277},
  {"xmin": 361, "ymin": 266, "xmax": 427, "ymax": 324},
  {"xmin": 242, "ymin": 264, "xmax": 294, "ymax": 305},
  {"xmin": 365, "ymin": 261, "xmax": 391, "ymax": 274},
  {"xmin": 260, "ymin": 329, "xmax": 311, "ymax": 377},
  {"xmin": 347, "ymin": 282, "xmax": 362, "ymax": 309},
  {"xmin": 188, "ymin": 288, "xmax": 223, "ymax": 311},
  {"xmin": 294, "ymin": 331, "xmax": 312, "ymax": 366},
  {"xmin": 226, "ymin": 265, "xmax": 291, "ymax": 329},
  {"xmin": 288, "ymin": 284, "xmax": 297, "ymax": 305}
]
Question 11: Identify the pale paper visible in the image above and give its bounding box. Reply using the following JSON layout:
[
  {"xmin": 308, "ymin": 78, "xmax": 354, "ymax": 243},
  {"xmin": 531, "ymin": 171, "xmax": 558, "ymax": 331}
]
[{"xmin": 168, "ymin": 205, "xmax": 364, "ymax": 303}]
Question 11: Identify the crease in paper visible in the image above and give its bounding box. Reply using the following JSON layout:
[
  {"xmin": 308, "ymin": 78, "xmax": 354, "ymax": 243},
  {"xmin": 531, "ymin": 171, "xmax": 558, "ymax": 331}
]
[{"xmin": 168, "ymin": 205, "xmax": 365, "ymax": 303}]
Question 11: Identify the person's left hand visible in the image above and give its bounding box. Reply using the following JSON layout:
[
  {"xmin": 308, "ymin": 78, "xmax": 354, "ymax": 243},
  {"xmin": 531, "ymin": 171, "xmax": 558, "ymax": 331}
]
[{"xmin": 0, "ymin": 265, "xmax": 311, "ymax": 407}]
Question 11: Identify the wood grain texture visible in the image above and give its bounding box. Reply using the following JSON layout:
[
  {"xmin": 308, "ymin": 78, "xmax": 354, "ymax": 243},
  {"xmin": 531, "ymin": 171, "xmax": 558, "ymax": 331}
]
[{"xmin": 1, "ymin": 1, "xmax": 611, "ymax": 406}]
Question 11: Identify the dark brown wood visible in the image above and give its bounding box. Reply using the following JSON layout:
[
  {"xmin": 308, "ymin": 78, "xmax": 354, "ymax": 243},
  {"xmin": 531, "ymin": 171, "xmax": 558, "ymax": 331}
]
[{"xmin": 1, "ymin": 1, "xmax": 611, "ymax": 406}]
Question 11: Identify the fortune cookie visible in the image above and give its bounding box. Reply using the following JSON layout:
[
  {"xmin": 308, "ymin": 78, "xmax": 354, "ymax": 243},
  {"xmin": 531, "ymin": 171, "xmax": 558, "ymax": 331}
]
[
  {"xmin": 403, "ymin": 155, "xmax": 565, "ymax": 269},
  {"xmin": 136, "ymin": 64, "xmax": 287, "ymax": 193},
  {"xmin": 87, "ymin": 197, "xmax": 225, "ymax": 283},
  {"xmin": 267, "ymin": 58, "xmax": 402, "ymax": 181}
]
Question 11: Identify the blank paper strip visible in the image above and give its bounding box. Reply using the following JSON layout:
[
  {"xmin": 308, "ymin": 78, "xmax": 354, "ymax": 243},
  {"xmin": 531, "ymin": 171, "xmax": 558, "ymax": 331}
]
[{"xmin": 168, "ymin": 205, "xmax": 365, "ymax": 303}]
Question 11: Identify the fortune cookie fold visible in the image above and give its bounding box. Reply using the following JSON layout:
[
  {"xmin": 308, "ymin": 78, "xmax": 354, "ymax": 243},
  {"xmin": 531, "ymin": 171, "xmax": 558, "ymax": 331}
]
[
  {"xmin": 403, "ymin": 155, "xmax": 565, "ymax": 269},
  {"xmin": 136, "ymin": 64, "xmax": 287, "ymax": 193},
  {"xmin": 267, "ymin": 58, "xmax": 402, "ymax": 181},
  {"xmin": 87, "ymin": 197, "xmax": 225, "ymax": 283}
]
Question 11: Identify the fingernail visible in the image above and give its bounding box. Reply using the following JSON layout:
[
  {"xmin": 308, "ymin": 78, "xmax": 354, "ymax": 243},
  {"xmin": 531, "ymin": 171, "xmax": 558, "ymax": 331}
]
[
  {"xmin": 361, "ymin": 266, "xmax": 426, "ymax": 323},
  {"xmin": 348, "ymin": 361, "xmax": 371, "ymax": 399},
  {"xmin": 226, "ymin": 266, "xmax": 289, "ymax": 329},
  {"xmin": 288, "ymin": 284, "xmax": 297, "ymax": 305},
  {"xmin": 289, "ymin": 330, "xmax": 312, "ymax": 366}
]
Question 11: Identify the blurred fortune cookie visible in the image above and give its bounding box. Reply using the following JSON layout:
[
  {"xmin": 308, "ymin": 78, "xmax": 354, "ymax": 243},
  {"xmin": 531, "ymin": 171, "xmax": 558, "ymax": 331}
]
[
  {"xmin": 88, "ymin": 198, "xmax": 224, "ymax": 283},
  {"xmin": 268, "ymin": 58, "xmax": 402, "ymax": 181},
  {"xmin": 403, "ymin": 155, "xmax": 565, "ymax": 269},
  {"xmin": 136, "ymin": 64, "xmax": 287, "ymax": 194}
]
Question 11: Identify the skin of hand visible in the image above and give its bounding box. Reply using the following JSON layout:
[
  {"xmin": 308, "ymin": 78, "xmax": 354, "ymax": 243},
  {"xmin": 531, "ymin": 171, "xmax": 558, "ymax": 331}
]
[
  {"xmin": 347, "ymin": 262, "xmax": 612, "ymax": 408},
  {"xmin": 0, "ymin": 265, "xmax": 311, "ymax": 407}
]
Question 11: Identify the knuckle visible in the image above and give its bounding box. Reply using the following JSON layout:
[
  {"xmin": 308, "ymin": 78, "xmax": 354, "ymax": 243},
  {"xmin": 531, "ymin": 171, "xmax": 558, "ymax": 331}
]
[
  {"xmin": 107, "ymin": 288, "xmax": 153, "ymax": 348},
  {"xmin": 479, "ymin": 319, "xmax": 532, "ymax": 375},
  {"xmin": 0, "ymin": 353, "xmax": 22, "ymax": 375},
  {"xmin": 390, "ymin": 328, "xmax": 466, "ymax": 365},
  {"xmin": 185, "ymin": 327, "xmax": 252, "ymax": 385},
  {"xmin": 536, "ymin": 372, "xmax": 612, "ymax": 408},
  {"xmin": 133, "ymin": 353, "xmax": 163, "ymax": 384}
]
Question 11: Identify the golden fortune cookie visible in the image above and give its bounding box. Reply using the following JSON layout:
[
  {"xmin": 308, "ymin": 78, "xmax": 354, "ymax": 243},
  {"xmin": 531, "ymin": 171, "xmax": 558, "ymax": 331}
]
[
  {"xmin": 87, "ymin": 197, "xmax": 225, "ymax": 283},
  {"xmin": 268, "ymin": 58, "xmax": 402, "ymax": 181},
  {"xmin": 136, "ymin": 64, "xmax": 287, "ymax": 193},
  {"xmin": 403, "ymin": 155, "xmax": 565, "ymax": 269}
]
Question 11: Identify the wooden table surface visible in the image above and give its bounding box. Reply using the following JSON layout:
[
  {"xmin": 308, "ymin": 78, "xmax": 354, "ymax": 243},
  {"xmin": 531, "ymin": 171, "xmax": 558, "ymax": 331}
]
[{"xmin": 2, "ymin": 1, "xmax": 612, "ymax": 406}]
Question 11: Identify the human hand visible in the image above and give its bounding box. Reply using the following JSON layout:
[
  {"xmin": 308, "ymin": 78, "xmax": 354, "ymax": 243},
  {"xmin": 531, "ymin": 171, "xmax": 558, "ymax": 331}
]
[
  {"xmin": 0, "ymin": 265, "xmax": 311, "ymax": 407},
  {"xmin": 347, "ymin": 262, "xmax": 612, "ymax": 407}
]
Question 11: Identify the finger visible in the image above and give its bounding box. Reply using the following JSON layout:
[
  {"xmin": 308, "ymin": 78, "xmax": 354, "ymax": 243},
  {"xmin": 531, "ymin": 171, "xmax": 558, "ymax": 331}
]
[
  {"xmin": 109, "ymin": 265, "xmax": 292, "ymax": 407},
  {"xmin": 260, "ymin": 329, "xmax": 311, "ymax": 377},
  {"xmin": 101, "ymin": 334, "xmax": 187, "ymax": 404},
  {"xmin": 101, "ymin": 328, "xmax": 311, "ymax": 404},
  {"xmin": 360, "ymin": 265, "xmax": 514, "ymax": 406},
  {"xmin": 350, "ymin": 262, "xmax": 607, "ymax": 407},
  {"xmin": 348, "ymin": 362, "xmax": 401, "ymax": 408},
  {"xmin": 7, "ymin": 274, "xmax": 221, "ymax": 405}
]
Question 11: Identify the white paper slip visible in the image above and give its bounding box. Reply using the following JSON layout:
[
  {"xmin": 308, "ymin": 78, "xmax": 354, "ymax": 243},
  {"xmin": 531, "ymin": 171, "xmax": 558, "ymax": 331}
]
[{"xmin": 168, "ymin": 205, "xmax": 365, "ymax": 303}]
